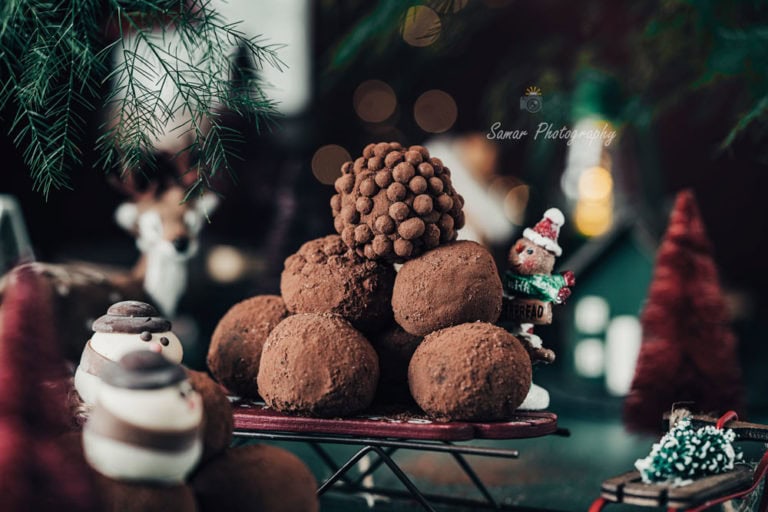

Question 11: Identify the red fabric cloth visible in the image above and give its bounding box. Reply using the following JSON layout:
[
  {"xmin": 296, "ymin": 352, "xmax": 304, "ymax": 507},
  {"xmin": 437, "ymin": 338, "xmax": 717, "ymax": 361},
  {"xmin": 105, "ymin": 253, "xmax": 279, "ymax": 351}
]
[{"xmin": 0, "ymin": 266, "xmax": 98, "ymax": 512}]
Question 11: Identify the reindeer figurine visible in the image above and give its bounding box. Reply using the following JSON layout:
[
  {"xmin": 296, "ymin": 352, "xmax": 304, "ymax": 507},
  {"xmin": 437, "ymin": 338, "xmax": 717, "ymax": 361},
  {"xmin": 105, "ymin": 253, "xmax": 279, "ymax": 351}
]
[
  {"xmin": 0, "ymin": 26, "xmax": 226, "ymax": 360},
  {"xmin": 0, "ymin": 174, "xmax": 218, "ymax": 361},
  {"xmin": 111, "ymin": 174, "xmax": 219, "ymax": 317}
]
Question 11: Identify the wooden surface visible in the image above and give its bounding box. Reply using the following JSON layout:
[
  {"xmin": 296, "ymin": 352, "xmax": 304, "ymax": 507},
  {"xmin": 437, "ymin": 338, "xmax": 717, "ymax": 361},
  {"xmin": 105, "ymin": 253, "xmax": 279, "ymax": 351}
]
[
  {"xmin": 232, "ymin": 400, "xmax": 559, "ymax": 441},
  {"xmin": 600, "ymin": 467, "xmax": 754, "ymax": 508}
]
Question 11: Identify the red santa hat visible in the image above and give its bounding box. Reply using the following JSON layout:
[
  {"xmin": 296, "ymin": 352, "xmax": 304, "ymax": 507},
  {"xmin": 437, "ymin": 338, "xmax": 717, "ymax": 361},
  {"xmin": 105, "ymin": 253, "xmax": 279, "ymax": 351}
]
[{"xmin": 523, "ymin": 208, "xmax": 564, "ymax": 256}]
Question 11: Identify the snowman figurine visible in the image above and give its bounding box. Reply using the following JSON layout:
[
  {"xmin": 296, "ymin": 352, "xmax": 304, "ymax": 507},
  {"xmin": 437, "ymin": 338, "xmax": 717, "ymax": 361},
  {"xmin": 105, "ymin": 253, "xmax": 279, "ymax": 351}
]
[
  {"xmin": 503, "ymin": 208, "xmax": 575, "ymax": 410},
  {"xmin": 83, "ymin": 350, "xmax": 203, "ymax": 483},
  {"xmin": 74, "ymin": 300, "xmax": 183, "ymax": 406}
]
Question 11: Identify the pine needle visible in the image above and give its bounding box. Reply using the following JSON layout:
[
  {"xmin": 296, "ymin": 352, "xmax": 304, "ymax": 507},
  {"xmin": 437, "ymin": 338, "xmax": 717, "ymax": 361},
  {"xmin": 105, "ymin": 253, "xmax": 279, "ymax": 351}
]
[{"xmin": 0, "ymin": 0, "xmax": 282, "ymax": 198}]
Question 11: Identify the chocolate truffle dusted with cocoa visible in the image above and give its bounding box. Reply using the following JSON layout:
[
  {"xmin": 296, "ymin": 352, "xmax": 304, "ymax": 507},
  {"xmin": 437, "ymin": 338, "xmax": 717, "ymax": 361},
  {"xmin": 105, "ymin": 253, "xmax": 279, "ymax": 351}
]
[
  {"xmin": 392, "ymin": 240, "xmax": 503, "ymax": 336},
  {"xmin": 369, "ymin": 323, "xmax": 422, "ymax": 404},
  {"xmin": 408, "ymin": 322, "xmax": 532, "ymax": 421},
  {"xmin": 95, "ymin": 477, "xmax": 198, "ymax": 512},
  {"xmin": 280, "ymin": 235, "xmax": 395, "ymax": 331},
  {"xmin": 207, "ymin": 295, "xmax": 288, "ymax": 398},
  {"xmin": 186, "ymin": 370, "xmax": 233, "ymax": 464},
  {"xmin": 331, "ymin": 142, "xmax": 466, "ymax": 262},
  {"xmin": 191, "ymin": 445, "xmax": 318, "ymax": 512},
  {"xmin": 257, "ymin": 314, "xmax": 379, "ymax": 417}
]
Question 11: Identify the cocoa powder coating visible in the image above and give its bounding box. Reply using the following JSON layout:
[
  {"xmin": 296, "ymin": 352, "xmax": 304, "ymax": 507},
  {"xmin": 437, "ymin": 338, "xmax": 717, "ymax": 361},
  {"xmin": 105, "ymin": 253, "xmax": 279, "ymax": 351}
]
[
  {"xmin": 280, "ymin": 235, "xmax": 395, "ymax": 332},
  {"xmin": 369, "ymin": 323, "xmax": 422, "ymax": 404},
  {"xmin": 95, "ymin": 476, "xmax": 198, "ymax": 512},
  {"xmin": 191, "ymin": 445, "xmax": 318, "ymax": 512},
  {"xmin": 207, "ymin": 295, "xmax": 288, "ymax": 398},
  {"xmin": 392, "ymin": 241, "xmax": 503, "ymax": 336},
  {"xmin": 331, "ymin": 142, "xmax": 466, "ymax": 262},
  {"xmin": 408, "ymin": 322, "xmax": 532, "ymax": 421},
  {"xmin": 257, "ymin": 314, "xmax": 379, "ymax": 418},
  {"xmin": 186, "ymin": 370, "xmax": 233, "ymax": 465}
]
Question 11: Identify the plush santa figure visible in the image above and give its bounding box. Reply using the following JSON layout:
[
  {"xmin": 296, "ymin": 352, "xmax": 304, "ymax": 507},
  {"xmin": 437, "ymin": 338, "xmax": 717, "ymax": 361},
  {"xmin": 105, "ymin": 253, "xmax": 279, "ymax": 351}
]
[
  {"xmin": 503, "ymin": 208, "xmax": 575, "ymax": 410},
  {"xmin": 74, "ymin": 301, "xmax": 183, "ymax": 406},
  {"xmin": 83, "ymin": 350, "xmax": 202, "ymax": 484}
]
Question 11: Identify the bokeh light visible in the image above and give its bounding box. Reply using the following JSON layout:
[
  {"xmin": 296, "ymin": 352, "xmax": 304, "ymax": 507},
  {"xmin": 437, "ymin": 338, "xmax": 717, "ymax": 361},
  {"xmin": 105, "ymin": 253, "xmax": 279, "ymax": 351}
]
[
  {"xmin": 459, "ymin": 133, "xmax": 499, "ymax": 180},
  {"xmin": 578, "ymin": 166, "xmax": 613, "ymax": 201},
  {"xmin": 574, "ymin": 198, "xmax": 613, "ymax": 237},
  {"xmin": 503, "ymin": 185, "xmax": 530, "ymax": 225},
  {"xmin": 206, "ymin": 245, "xmax": 247, "ymax": 283},
  {"xmin": 575, "ymin": 295, "xmax": 610, "ymax": 334},
  {"xmin": 401, "ymin": 6, "xmax": 441, "ymax": 47},
  {"xmin": 575, "ymin": 165, "xmax": 613, "ymax": 237},
  {"xmin": 574, "ymin": 338, "xmax": 605, "ymax": 378},
  {"xmin": 414, "ymin": 89, "xmax": 458, "ymax": 133},
  {"xmin": 353, "ymin": 79, "xmax": 397, "ymax": 123},
  {"xmin": 311, "ymin": 144, "xmax": 351, "ymax": 185}
]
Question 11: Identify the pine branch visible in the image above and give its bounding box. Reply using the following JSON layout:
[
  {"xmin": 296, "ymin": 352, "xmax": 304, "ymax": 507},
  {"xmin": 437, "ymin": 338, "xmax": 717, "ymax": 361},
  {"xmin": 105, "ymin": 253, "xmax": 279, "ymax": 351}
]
[{"xmin": 0, "ymin": 0, "xmax": 282, "ymax": 198}]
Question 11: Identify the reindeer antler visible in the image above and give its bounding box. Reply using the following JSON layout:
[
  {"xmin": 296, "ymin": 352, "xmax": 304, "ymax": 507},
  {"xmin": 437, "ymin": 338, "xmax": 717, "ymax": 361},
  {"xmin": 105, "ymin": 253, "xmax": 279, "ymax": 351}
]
[{"xmin": 108, "ymin": 171, "xmax": 160, "ymax": 202}]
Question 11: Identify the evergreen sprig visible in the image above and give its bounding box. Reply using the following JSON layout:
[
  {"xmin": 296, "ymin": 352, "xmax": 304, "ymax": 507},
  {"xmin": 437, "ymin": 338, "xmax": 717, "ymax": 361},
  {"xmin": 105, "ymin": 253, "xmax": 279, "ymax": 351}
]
[
  {"xmin": 0, "ymin": 0, "xmax": 282, "ymax": 198},
  {"xmin": 635, "ymin": 418, "xmax": 743, "ymax": 485}
]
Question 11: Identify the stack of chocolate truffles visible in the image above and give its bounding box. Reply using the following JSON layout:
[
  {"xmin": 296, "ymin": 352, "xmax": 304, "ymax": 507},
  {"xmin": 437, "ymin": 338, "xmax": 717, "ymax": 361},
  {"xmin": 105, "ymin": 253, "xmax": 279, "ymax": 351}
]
[{"xmin": 207, "ymin": 142, "xmax": 534, "ymax": 421}]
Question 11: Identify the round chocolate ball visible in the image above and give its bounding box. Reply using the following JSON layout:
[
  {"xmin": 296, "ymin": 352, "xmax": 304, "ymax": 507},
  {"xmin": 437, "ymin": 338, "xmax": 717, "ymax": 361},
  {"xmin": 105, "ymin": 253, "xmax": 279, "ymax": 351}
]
[
  {"xmin": 207, "ymin": 295, "xmax": 288, "ymax": 398},
  {"xmin": 331, "ymin": 142, "xmax": 465, "ymax": 263},
  {"xmin": 257, "ymin": 314, "xmax": 379, "ymax": 417},
  {"xmin": 191, "ymin": 445, "xmax": 318, "ymax": 512},
  {"xmin": 392, "ymin": 241, "xmax": 503, "ymax": 336},
  {"xmin": 96, "ymin": 476, "xmax": 198, "ymax": 512},
  {"xmin": 280, "ymin": 235, "xmax": 395, "ymax": 332},
  {"xmin": 186, "ymin": 370, "xmax": 233, "ymax": 464},
  {"xmin": 408, "ymin": 322, "xmax": 532, "ymax": 421},
  {"xmin": 369, "ymin": 324, "xmax": 422, "ymax": 404}
]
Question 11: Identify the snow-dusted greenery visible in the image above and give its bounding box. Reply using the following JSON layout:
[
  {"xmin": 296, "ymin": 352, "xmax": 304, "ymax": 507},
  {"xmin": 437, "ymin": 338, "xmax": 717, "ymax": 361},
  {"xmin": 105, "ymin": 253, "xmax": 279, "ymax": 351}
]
[{"xmin": 635, "ymin": 418, "xmax": 743, "ymax": 486}]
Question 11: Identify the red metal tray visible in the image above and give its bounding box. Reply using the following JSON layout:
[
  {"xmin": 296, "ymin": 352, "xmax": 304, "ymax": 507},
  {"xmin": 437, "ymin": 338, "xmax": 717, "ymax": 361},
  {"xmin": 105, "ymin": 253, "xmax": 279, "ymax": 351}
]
[{"xmin": 231, "ymin": 400, "xmax": 558, "ymax": 441}]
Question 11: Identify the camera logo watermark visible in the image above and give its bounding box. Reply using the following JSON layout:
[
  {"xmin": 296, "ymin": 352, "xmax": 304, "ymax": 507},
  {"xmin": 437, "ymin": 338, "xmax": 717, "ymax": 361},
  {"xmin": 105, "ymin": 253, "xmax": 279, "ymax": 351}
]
[{"xmin": 520, "ymin": 86, "xmax": 543, "ymax": 113}]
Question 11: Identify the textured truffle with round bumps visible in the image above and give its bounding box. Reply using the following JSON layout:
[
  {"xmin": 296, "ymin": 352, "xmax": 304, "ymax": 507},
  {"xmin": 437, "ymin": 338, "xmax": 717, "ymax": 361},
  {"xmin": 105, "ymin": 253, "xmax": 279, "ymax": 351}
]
[{"xmin": 331, "ymin": 142, "xmax": 466, "ymax": 262}]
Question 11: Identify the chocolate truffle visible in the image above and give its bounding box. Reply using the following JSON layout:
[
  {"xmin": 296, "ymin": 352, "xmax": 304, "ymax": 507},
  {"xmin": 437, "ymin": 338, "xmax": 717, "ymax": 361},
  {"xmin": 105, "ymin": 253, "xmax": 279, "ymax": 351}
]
[
  {"xmin": 207, "ymin": 295, "xmax": 288, "ymax": 398},
  {"xmin": 408, "ymin": 322, "xmax": 532, "ymax": 421},
  {"xmin": 280, "ymin": 235, "xmax": 395, "ymax": 331},
  {"xmin": 392, "ymin": 241, "xmax": 504, "ymax": 336},
  {"xmin": 331, "ymin": 143, "xmax": 466, "ymax": 263},
  {"xmin": 186, "ymin": 370, "xmax": 233, "ymax": 464},
  {"xmin": 369, "ymin": 324, "xmax": 422, "ymax": 404},
  {"xmin": 96, "ymin": 477, "xmax": 198, "ymax": 512},
  {"xmin": 191, "ymin": 445, "xmax": 318, "ymax": 512},
  {"xmin": 257, "ymin": 314, "xmax": 379, "ymax": 417}
]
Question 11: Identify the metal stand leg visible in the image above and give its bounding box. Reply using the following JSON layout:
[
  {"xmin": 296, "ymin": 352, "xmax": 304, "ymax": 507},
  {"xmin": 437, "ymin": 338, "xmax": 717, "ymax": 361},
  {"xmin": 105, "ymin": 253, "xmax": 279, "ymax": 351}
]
[
  {"xmin": 352, "ymin": 447, "xmax": 398, "ymax": 486},
  {"xmin": 310, "ymin": 442, "xmax": 355, "ymax": 486},
  {"xmin": 368, "ymin": 445, "xmax": 437, "ymax": 512},
  {"xmin": 233, "ymin": 430, "xmax": 526, "ymax": 510},
  {"xmin": 316, "ymin": 445, "xmax": 437, "ymax": 512},
  {"xmin": 448, "ymin": 447, "xmax": 500, "ymax": 509}
]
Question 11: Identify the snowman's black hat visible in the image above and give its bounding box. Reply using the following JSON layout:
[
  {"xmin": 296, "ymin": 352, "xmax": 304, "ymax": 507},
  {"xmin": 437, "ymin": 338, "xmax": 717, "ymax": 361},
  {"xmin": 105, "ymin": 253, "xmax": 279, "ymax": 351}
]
[
  {"xmin": 91, "ymin": 301, "xmax": 171, "ymax": 334},
  {"xmin": 102, "ymin": 350, "xmax": 187, "ymax": 390}
]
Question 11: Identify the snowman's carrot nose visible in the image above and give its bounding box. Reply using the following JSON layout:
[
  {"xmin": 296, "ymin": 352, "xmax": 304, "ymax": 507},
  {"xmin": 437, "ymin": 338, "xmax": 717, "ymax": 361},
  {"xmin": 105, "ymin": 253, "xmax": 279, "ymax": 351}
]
[{"xmin": 148, "ymin": 342, "xmax": 163, "ymax": 353}]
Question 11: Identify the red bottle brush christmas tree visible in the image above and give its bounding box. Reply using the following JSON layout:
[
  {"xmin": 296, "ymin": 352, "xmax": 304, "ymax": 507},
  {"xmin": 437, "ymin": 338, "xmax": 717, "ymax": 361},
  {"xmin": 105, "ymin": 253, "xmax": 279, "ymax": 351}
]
[
  {"xmin": 624, "ymin": 189, "xmax": 744, "ymax": 433},
  {"xmin": 0, "ymin": 267, "xmax": 98, "ymax": 512}
]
